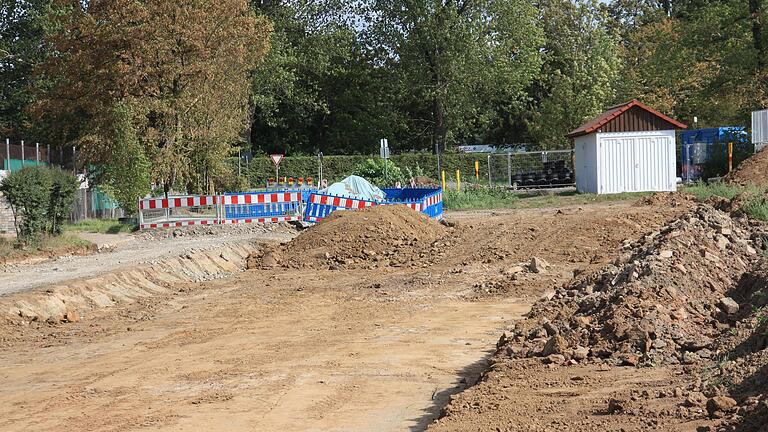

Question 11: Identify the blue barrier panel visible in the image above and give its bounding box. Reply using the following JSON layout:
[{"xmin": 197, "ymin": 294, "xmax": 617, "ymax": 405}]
[
  {"xmin": 223, "ymin": 190, "xmax": 309, "ymax": 220},
  {"xmin": 304, "ymin": 188, "xmax": 442, "ymax": 222}
]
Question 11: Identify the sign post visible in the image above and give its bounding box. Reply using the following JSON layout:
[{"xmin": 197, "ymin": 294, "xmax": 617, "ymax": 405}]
[
  {"xmin": 380, "ymin": 138, "xmax": 390, "ymax": 184},
  {"xmin": 270, "ymin": 154, "xmax": 284, "ymax": 183}
]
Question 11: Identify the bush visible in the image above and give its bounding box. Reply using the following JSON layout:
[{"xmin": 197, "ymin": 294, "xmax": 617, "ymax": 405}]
[
  {"xmin": 352, "ymin": 158, "xmax": 407, "ymax": 187},
  {"xmin": 0, "ymin": 166, "xmax": 79, "ymax": 245},
  {"xmin": 48, "ymin": 169, "xmax": 79, "ymax": 234},
  {"xmin": 99, "ymin": 103, "xmax": 151, "ymax": 214}
]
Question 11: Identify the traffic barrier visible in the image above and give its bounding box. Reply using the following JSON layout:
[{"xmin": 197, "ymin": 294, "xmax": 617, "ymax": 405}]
[
  {"xmin": 222, "ymin": 191, "xmax": 303, "ymax": 223},
  {"xmin": 303, "ymin": 188, "xmax": 443, "ymax": 222},
  {"xmin": 139, "ymin": 187, "xmax": 443, "ymax": 229},
  {"xmin": 138, "ymin": 194, "xmax": 220, "ymax": 230}
]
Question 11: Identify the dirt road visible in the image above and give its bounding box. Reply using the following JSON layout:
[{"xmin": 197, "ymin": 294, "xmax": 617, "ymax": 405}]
[
  {"xmin": 0, "ymin": 201, "xmax": 687, "ymax": 431},
  {"xmin": 0, "ymin": 225, "xmax": 294, "ymax": 297}
]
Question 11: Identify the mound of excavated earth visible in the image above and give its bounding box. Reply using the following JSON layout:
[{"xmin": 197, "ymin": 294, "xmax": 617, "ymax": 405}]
[
  {"xmin": 501, "ymin": 203, "xmax": 763, "ymax": 368},
  {"xmin": 727, "ymin": 148, "xmax": 768, "ymax": 187},
  {"xmin": 247, "ymin": 205, "xmax": 453, "ymax": 270}
]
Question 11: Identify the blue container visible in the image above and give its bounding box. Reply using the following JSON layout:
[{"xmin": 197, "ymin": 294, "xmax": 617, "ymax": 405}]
[{"xmin": 680, "ymin": 127, "xmax": 748, "ymax": 181}]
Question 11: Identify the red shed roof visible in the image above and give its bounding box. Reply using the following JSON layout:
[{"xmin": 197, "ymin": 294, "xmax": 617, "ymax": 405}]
[{"xmin": 566, "ymin": 99, "xmax": 687, "ymax": 138}]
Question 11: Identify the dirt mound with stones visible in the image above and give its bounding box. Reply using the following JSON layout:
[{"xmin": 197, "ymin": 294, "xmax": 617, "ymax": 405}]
[
  {"xmin": 247, "ymin": 205, "xmax": 453, "ymax": 270},
  {"xmin": 634, "ymin": 191, "xmax": 695, "ymax": 208},
  {"xmin": 727, "ymin": 148, "xmax": 768, "ymax": 186},
  {"xmin": 499, "ymin": 203, "xmax": 764, "ymax": 369}
]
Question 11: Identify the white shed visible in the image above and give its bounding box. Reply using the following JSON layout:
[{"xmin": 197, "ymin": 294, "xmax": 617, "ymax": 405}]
[{"xmin": 567, "ymin": 100, "xmax": 687, "ymax": 195}]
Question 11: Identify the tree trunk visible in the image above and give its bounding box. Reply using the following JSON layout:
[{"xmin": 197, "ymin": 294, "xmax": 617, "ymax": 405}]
[{"xmin": 750, "ymin": 0, "xmax": 765, "ymax": 70}]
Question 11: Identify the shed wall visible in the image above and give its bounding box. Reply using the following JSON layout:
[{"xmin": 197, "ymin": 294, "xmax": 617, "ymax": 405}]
[
  {"xmin": 595, "ymin": 131, "xmax": 676, "ymax": 194},
  {"xmin": 574, "ymin": 134, "xmax": 598, "ymax": 193}
]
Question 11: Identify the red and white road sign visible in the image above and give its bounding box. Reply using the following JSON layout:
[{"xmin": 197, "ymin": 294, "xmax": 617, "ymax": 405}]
[{"xmin": 270, "ymin": 154, "xmax": 284, "ymax": 167}]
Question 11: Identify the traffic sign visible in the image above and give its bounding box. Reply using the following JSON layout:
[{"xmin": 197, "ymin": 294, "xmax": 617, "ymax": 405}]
[{"xmin": 270, "ymin": 154, "xmax": 284, "ymax": 167}]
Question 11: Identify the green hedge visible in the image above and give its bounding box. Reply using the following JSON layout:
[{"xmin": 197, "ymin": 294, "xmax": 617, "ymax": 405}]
[{"xmin": 246, "ymin": 152, "xmax": 573, "ymax": 187}]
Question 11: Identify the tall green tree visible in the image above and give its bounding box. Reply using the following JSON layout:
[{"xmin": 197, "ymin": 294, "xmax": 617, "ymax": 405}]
[
  {"xmin": 34, "ymin": 0, "xmax": 272, "ymax": 194},
  {"xmin": 369, "ymin": 0, "xmax": 544, "ymax": 152},
  {"xmin": 527, "ymin": 0, "xmax": 621, "ymax": 149},
  {"xmin": 0, "ymin": 0, "xmax": 51, "ymax": 138},
  {"xmin": 249, "ymin": 0, "xmax": 396, "ymax": 155}
]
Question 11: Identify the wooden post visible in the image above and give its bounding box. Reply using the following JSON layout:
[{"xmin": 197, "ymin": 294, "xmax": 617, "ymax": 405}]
[
  {"xmin": 20, "ymin": 140, "xmax": 24, "ymax": 168},
  {"xmin": 474, "ymin": 160, "xmax": 479, "ymax": 179},
  {"xmin": 456, "ymin": 170, "xmax": 461, "ymax": 192},
  {"xmin": 728, "ymin": 142, "xmax": 733, "ymax": 173}
]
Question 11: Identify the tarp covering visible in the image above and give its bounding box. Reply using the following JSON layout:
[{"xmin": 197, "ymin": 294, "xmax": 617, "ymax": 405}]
[{"xmin": 323, "ymin": 175, "xmax": 385, "ymax": 201}]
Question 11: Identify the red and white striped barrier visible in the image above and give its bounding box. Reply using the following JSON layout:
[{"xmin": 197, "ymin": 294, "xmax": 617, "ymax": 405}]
[
  {"xmin": 141, "ymin": 219, "xmax": 218, "ymax": 229},
  {"xmin": 220, "ymin": 215, "xmax": 303, "ymax": 225},
  {"xmin": 139, "ymin": 195, "xmax": 218, "ymax": 210},
  {"xmin": 221, "ymin": 192, "xmax": 301, "ymax": 205}
]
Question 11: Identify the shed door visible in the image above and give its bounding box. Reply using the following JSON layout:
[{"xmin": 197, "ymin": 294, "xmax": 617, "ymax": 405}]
[{"xmin": 598, "ymin": 134, "xmax": 673, "ymax": 194}]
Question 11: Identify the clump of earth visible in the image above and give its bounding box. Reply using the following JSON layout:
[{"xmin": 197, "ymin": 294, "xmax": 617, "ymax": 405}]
[{"xmin": 247, "ymin": 204, "xmax": 454, "ymax": 270}]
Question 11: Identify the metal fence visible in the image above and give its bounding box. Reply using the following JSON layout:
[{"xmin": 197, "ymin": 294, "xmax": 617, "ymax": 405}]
[
  {"xmin": 2, "ymin": 139, "xmax": 78, "ymax": 172},
  {"xmin": 678, "ymin": 141, "xmax": 755, "ymax": 182},
  {"xmin": 472, "ymin": 150, "xmax": 575, "ymax": 189}
]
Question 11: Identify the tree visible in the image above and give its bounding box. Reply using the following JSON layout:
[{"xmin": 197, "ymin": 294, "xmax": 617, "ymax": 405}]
[
  {"xmin": 34, "ymin": 0, "xmax": 272, "ymax": 194},
  {"xmin": 526, "ymin": 0, "xmax": 621, "ymax": 149},
  {"xmin": 368, "ymin": 0, "xmax": 544, "ymax": 151},
  {"xmin": 0, "ymin": 0, "xmax": 52, "ymax": 139}
]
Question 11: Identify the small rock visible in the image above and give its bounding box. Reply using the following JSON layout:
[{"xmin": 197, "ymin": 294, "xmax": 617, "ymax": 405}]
[
  {"xmin": 63, "ymin": 310, "xmax": 80, "ymax": 323},
  {"xmin": 684, "ymin": 392, "xmax": 706, "ymax": 407},
  {"xmin": 706, "ymin": 396, "xmax": 737, "ymax": 419},
  {"xmin": 545, "ymin": 354, "xmax": 566, "ymax": 365},
  {"xmin": 528, "ymin": 327, "xmax": 548, "ymax": 340},
  {"xmin": 652, "ymin": 339, "xmax": 667, "ymax": 349},
  {"xmin": 718, "ymin": 297, "xmax": 739, "ymax": 315},
  {"xmin": 715, "ymin": 235, "xmax": 730, "ymax": 250},
  {"xmin": 529, "ymin": 256, "xmax": 550, "ymax": 273},
  {"xmin": 683, "ymin": 352, "xmax": 701, "ymax": 364},
  {"xmin": 573, "ymin": 346, "xmax": 590, "ymax": 361},
  {"xmin": 504, "ymin": 265, "xmax": 525, "ymax": 275},
  {"xmin": 659, "ymin": 250, "xmax": 674, "ymax": 258},
  {"xmin": 543, "ymin": 321, "xmax": 559, "ymax": 336},
  {"xmin": 619, "ymin": 354, "xmax": 639, "ymax": 367},
  {"xmin": 607, "ymin": 398, "xmax": 624, "ymax": 414},
  {"xmin": 542, "ymin": 335, "xmax": 569, "ymax": 356}
]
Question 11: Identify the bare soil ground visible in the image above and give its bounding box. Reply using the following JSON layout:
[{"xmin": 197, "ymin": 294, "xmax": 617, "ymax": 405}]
[{"xmin": 0, "ymin": 200, "xmax": 693, "ymax": 431}]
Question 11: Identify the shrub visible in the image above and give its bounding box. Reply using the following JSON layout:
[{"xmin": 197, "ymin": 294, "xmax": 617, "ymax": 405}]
[
  {"xmin": 352, "ymin": 158, "xmax": 407, "ymax": 187},
  {"xmin": 48, "ymin": 169, "xmax": 79, "ymax": 235},
  {"xmin": 99, "ymin": 103, "xmax": 151, "ymax": 214},
  {"xmin": 0, "ymin": 167, "xmax": 80, "ymax": 245},
  {"xmin": 1, "ymin": 167, "xmax": 53, "ymax": 244}
]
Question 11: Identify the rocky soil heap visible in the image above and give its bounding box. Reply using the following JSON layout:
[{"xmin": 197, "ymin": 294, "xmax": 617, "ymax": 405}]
[
  {"xmin": 727, "ymin": 148, "xmax": 768, "ymax": 187},
  {"xmin": 248, "ymin": 205, "xmax": 454, "ymax": 270},
  {"xmin": 502, "ymin": 204, "xmax": 763, "ymax": 368}
]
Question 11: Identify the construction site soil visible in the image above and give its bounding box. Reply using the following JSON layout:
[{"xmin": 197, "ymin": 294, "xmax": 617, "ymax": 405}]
[
  {"xmin": 3, "ymin": 196, "xmax": 768, "ymax": 431},
  {"xmin": 727, "ymin": 147, "xmax": 768, "ymax": 186}
]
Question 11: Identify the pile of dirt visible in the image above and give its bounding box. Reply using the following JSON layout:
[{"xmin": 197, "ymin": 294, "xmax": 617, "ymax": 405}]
[
  {"xmin": 135, "ymin": 222, "xmax": 296, "ymax": 241},
  {"xmin": 247, "ymin": 205, "xmax": 453, "ymax": 270},
  {"xmin": 499, "ymin": 203, "xmax": 764, "ymax": 368},
  {"xmin": 412, "ymin": 176, "xmax": 439, "ymax": 187},
  {"xmin": 634, "ymin": 192, "xmax": 695, "ymax": 208},
  {"xmin": 727, "ymin": 148, "xmax": 768, "ymax": 186}
]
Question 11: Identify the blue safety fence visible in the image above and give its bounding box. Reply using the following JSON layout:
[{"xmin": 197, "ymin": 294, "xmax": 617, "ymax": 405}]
[
  {"xmin": 303, "ymin": 188, "xmax": 443, "ymax": 223},
  {"xmin": 222, "ymin": 190, "xmax": 311, "ymax": 220}
]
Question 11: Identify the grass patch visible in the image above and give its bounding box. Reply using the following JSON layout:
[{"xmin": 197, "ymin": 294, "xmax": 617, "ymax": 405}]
[
  {"xmin": 0, "ymin": 233, "xmax": 94, "ymax": 261},
  {"xmin": 680, "ymin": 182, "xmax": 758, "ymax": 201},
  {"xmin": 443, "ymin": 188, "xmax": 650, "ymax": 211},
  {"xmin": 681, "ymin": 182, "xmax": 768, "ymax": 222},
  {"xmin": 443, "ymin": 188, "xmax": 520, "ymax": 210},
  {"xmin": 65, "ymin": 218, "xmax": 137, "ymax": 234}
]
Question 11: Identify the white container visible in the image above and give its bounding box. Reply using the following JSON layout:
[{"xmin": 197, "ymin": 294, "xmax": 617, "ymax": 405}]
[{"xmin": 574, "ymin": 130, "xmax": 677, "ymax": 194}]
